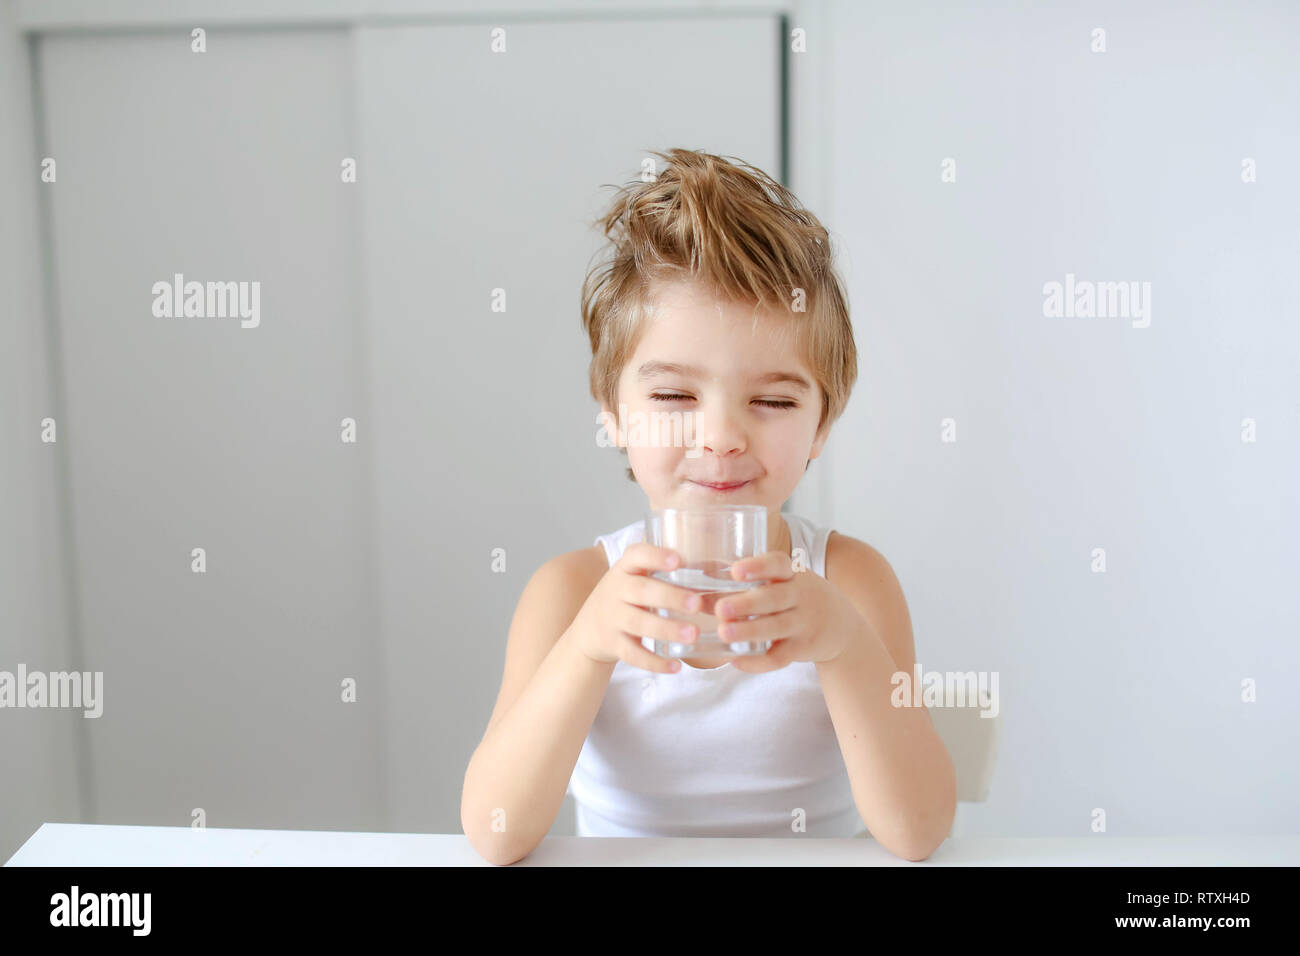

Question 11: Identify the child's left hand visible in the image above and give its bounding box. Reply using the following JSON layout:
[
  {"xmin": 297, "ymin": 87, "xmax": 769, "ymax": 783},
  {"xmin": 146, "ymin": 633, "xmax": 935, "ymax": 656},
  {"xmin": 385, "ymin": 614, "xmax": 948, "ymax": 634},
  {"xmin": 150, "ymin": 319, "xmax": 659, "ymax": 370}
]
[{"xmin": 713, "ymin": 550, "xmax": 861, "ymax": 671}]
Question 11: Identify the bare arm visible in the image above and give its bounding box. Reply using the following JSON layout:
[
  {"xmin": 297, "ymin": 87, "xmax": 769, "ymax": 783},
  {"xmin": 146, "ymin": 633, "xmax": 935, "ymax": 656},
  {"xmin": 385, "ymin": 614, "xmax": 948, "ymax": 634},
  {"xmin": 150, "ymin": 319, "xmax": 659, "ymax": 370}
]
[
  {"xmin": 461, "ymin": 549, "xmax": 612, "ymax": 866},
  {"xmin": 819, "ymin": 534, "xmax": 957, "ymax": 861},
  {"xmin": 462, "ymin": 540, "xmax": 694, "ymax": 865}
]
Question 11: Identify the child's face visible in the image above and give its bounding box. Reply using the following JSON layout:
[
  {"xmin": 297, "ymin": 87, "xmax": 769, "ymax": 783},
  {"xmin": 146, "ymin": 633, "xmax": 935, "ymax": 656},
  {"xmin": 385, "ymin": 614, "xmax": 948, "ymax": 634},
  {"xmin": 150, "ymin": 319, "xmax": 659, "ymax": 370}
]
[{"xmin": 605, "ymin": 279, "xmax": 829, "ymax": 513}]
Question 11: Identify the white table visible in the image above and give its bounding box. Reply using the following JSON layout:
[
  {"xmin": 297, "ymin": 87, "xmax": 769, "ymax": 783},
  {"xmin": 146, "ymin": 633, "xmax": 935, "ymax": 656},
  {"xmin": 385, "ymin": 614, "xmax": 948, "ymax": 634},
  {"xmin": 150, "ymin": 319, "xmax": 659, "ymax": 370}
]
[{"xmin": 6, "ymin": 824, "xmax": 1298, "ymax": 866}]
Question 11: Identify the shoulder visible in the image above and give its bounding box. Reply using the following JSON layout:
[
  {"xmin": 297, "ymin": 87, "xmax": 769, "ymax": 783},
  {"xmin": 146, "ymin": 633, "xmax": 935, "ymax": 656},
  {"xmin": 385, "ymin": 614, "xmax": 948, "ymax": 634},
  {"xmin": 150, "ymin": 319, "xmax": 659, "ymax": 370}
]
[
  {"xmin": 824, "ymin": 532, "xmax": 893, "ymax": 589},
  {"xmin": 508, "ymin": 544, "xmax": 609, "ymax": 668},
  {"xmin": 823, "ymin": 532, "xmax": 915, "ymax": 671},
  {"xmin": 534, "ymin": 544, "xmax": 609, "ymax": 597},
  {"xmin": 482, "ymin": 544, "xmax": 610, "ymax": 741},
  {"xmin": 510, "ymin": 544, "xmax": 610, "ymax": 636}
]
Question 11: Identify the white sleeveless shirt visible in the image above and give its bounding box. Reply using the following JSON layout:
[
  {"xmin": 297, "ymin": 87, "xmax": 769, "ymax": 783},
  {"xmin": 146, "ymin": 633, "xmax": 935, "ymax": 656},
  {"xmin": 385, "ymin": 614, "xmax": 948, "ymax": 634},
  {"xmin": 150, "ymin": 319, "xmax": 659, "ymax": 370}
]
[{"xmin": 566, "ymin": 513, "xmax": 869, "ymax": 838}]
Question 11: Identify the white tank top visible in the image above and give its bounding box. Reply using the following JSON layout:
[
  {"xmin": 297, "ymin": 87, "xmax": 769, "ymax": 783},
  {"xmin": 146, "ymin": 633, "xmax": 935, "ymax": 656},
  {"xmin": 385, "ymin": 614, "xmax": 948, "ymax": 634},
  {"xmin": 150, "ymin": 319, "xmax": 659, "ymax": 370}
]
[{"xmin": 567, "ymin": 513, "xmax": 868, "ymax": 838}]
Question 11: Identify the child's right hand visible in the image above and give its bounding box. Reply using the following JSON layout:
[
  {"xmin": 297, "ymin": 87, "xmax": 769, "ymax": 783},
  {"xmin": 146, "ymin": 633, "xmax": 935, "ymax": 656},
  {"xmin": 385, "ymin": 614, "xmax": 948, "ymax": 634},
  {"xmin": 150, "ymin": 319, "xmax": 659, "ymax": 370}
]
[{"xmin": 567, "ymin": 543, "xmax": 703, "ymax": 673}]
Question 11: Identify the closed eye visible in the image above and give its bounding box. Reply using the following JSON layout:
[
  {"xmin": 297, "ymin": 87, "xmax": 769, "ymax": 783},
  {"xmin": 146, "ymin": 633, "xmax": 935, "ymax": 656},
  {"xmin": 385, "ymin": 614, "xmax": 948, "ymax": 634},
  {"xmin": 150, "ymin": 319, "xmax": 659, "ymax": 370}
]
[{"xmin": 649, "ymin": 393, "xmax": 797, "ymax": 409}]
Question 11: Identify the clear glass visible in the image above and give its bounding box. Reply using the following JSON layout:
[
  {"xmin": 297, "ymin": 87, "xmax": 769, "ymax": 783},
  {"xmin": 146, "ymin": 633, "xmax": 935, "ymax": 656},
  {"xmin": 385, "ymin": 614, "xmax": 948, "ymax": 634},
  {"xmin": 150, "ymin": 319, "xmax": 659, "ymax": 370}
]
[{"xmin": 643, "ymin": 504, "xmax": 770, "ymax": 658}]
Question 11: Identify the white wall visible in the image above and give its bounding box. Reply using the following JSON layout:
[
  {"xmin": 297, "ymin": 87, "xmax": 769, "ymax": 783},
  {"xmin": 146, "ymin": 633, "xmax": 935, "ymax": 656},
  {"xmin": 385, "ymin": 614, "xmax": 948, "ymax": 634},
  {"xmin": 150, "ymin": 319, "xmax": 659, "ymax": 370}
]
[
  {"xmin": 819, "ymin": 0, "xmax": 1300, "ymax": 835},
  {"xmin": 1, "ymin": 2, "xmax": 783, "ymax": 856},
  {"xmin": 0, "ymin": 0, "xmax": 85, "ymax": 861},
  {"xmin": 5, "ymin": 0, "xmax": 1296, "ymax": 859},
  {"xmin": 353, "ymin": 17, "xmax": 781, "ymax": 834},
  {"xmin": 32, "ymin": 27, "xmax": 389, "ymax": 838}
]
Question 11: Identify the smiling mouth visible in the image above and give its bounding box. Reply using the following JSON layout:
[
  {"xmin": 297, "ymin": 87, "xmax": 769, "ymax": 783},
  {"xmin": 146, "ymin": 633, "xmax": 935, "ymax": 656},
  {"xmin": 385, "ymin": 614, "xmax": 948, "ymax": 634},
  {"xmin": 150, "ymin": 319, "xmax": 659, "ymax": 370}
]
[{"xmin": 691, "ymin": 480, "xmax": 752, "ymax": 491}]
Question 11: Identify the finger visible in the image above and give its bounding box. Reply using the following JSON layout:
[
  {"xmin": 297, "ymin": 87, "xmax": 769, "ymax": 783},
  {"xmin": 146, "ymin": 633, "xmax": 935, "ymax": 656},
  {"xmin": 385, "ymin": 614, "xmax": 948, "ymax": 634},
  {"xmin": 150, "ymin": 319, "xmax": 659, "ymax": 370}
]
[
  {"xmin": 730, "ymin": 639, "xmax": 794, "ymax": 673},
  {"xmin": 716, "ymin": 606, "xmax": 799, "ymax": 644},
  {"xmin": 714, "ymin": 579, "xmax": 795, "ymax": 621},
  {"xmin": 618, "ymin": 632, "xmax": 685, "ymax": 674},
  {"xmin": 628, "ymin": 574, "xmax": 705, "ymax": 616},
  {"xmin": 617, "ymin": 603, "xmax": 699, "ymax": 651},
  {"xmin": 619, "ymin": 542, "xmax": 683, "ymax": 576},
  {"xmin": 731, "ymin": 550, "xmax": 794, "ymax": 583}
]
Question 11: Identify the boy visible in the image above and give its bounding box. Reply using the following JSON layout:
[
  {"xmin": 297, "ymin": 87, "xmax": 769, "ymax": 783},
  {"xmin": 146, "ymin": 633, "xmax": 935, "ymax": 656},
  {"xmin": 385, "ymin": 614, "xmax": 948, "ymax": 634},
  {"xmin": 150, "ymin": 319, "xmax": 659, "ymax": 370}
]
[{"xmin": 462, "ymin": 148, "xmax": 955, "ymax": 864}]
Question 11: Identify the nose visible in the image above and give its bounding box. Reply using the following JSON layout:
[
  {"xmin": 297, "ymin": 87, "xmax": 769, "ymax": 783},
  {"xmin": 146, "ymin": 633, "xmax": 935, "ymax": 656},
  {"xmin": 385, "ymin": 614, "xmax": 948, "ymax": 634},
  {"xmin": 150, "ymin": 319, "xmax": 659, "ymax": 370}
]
[{"xmin": 693, "ymin": 403, "xmax": 746, "ymax": 457}]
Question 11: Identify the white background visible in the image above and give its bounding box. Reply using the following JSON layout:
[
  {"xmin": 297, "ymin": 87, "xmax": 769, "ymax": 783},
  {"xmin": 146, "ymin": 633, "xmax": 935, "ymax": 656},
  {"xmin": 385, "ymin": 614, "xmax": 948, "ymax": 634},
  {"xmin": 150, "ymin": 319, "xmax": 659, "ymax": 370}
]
[{"xmin": 2, "ymin": 0, "xmax": 1296, "ymax": 860}]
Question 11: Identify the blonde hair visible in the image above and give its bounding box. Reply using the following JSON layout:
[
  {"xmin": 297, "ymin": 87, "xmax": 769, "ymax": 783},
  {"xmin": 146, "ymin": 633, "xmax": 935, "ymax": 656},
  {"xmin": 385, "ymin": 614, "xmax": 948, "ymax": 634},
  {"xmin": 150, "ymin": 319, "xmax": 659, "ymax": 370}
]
[{"xmin": 580, "ymin": 148, "xmax": 857, "ymax": 480}]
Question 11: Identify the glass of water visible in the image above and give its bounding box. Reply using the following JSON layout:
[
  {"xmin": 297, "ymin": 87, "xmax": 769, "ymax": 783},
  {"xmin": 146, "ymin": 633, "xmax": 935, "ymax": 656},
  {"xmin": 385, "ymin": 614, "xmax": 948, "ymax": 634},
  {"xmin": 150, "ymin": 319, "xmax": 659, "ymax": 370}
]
[{"xmin": 643, "ymin": 504, "xmax": 770, "ymax": 658}]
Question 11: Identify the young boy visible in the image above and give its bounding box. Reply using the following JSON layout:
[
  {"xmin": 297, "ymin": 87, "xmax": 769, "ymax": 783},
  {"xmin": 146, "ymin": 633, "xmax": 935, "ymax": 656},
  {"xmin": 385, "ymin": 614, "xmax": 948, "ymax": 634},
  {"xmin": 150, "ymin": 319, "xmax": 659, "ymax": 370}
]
[{"xmin": 461, "ymin": 148, "xmax": 955, "ymax": 865}]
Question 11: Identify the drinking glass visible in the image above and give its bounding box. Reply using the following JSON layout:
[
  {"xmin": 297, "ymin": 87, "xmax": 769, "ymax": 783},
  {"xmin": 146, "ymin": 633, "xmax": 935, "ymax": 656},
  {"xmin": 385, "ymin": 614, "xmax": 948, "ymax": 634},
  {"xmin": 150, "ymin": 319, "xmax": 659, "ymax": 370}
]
[{"xmin": 643, "ymin": 504, "xmax": 770, "ymax": 658}]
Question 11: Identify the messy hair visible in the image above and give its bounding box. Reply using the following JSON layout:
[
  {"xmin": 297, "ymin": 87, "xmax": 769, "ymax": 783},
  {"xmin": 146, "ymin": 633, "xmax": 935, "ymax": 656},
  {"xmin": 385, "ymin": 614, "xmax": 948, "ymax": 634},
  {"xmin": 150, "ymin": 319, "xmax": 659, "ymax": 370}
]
[{"xmin": 580, "ymin": 147, "xmax": 858, "ymax": 481}]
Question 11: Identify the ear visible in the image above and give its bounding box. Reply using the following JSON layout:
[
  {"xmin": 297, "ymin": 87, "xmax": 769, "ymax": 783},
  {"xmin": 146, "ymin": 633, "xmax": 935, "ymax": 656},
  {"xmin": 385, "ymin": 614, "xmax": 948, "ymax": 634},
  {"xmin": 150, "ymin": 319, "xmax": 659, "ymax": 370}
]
[
  {"xmin": 600, "ymin": 403, "xmax": 624, "ymax": 447},
  {"xmin": 808, "ymin": 418, "xmax": 831, "ymax": 462}
]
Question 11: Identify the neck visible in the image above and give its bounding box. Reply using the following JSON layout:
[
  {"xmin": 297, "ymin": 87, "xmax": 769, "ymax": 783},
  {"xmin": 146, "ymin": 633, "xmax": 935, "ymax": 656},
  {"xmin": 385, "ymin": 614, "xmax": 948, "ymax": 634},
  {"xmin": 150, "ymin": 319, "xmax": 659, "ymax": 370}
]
[{"xmin": 773, "ymin": 511, "xmax": 791, "ymax": 557}]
